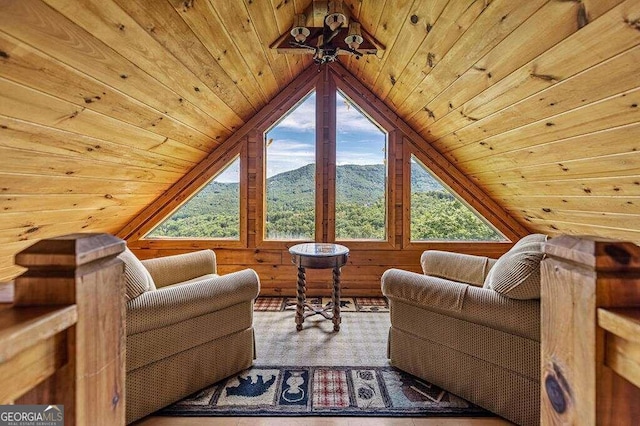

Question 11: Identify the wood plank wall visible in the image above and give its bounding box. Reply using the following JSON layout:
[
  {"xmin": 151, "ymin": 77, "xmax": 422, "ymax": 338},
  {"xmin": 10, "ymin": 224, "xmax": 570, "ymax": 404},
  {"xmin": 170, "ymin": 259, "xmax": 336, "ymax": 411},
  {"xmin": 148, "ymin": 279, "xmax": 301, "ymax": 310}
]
[
  {"xmin": 1, "ymin": 0, "xmax": 639, "ymax": 284},
  {"xmin": 123, "ymin": 63, "xmax": 525, "ymax": 296}
]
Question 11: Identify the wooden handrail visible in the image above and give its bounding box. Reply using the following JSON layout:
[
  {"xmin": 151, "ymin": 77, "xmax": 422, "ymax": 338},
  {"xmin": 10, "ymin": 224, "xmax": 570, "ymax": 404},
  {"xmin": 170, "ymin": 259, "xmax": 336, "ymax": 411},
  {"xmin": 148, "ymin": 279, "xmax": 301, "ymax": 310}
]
[
  {"xmin": 0, "ymin": 305, "xmax": 77, "ymax": 364},
  {"xmin": 0, "ymin": 233, "xmax": 126, "ymax": 425},
  {"xmin": 598, "ymin": 308, "xmax": 640, "ymax": 389},
  {"xmin": 541, "ymin": 235, "xmax": 640, "ymax": 425},
  {"xmin": 0, "ymin": 306, "xmax": 77, "ymax": 403}
]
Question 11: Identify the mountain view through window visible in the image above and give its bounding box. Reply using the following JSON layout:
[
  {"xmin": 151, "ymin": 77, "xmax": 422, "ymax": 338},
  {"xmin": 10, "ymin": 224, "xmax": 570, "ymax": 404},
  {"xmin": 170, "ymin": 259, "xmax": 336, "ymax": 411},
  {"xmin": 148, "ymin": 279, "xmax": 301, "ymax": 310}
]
[
  {"xmin": 410, "ymin": 156, "xmax": 504, "ymax": 241},
  {"xmin": 145, "ymin": 91, "xmax": 505, "ymax": 242},
  {"xmin": 147, "ymin": 156, "xmax": 240, "ymax": 239},
  {"xmin": 264, "ymin": 92, "xmax": 316, "ymax": 240},
  {"xmin": 335, "ymin": 91, "xmax": 387, "ymax": 240}
]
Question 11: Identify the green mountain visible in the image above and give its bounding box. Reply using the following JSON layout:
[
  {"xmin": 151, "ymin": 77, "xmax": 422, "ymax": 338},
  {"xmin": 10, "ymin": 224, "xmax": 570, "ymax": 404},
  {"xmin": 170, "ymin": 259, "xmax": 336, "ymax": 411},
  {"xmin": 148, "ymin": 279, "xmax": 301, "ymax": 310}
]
[
  {"xmin": 149, "ymin": 163, "xmax": 502, "ymax": 241},
  {"xmin": 410, "ymin": 162, "xmax": 444, "ymax": 192},
  {"xmin": 267, "ymin": 163, "xmax": 443, "ymax": 204}
]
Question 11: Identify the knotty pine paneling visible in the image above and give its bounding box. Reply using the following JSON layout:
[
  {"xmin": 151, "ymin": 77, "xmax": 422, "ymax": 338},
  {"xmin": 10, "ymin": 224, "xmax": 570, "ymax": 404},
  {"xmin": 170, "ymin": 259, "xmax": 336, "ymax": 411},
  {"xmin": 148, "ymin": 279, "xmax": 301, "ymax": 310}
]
[
  {"xmin": 0, "ymin": 0, "xmax": 304, "ymax": 282},
  {"xmin": 1, "ymin": 0, "xmax": 639, "ymax": 283},
  {"xmin": 435, "ymin": 45, "xmax": 640, "ymax": 153},
  {"xmin": 449, "ymin": 88, "xmax": 640, "ymax": 166},
  {"xmin": 347, "ymin": 0, "xmax": 415, "ymax": 90},
  {"xmin": 369, "ymin": 0, "xmax": 450, "ymax": 102},
  {"xmin": 344, "ymin": 0, "xmax": 639, "ymax": 245},
  {"xmin": 397, "ymin": 0, "xmax": 549, "ymax": 120},
  {"xmin": 0, "ymin": 33, "xmax": 212, "ymax": 151},
  {"xmin": 414, "ymin": 0, "xmax": 624, "ymax": 134},
  {"xmin": 384, "ymin": 0, "xmax": 491, "ymax": 110}
]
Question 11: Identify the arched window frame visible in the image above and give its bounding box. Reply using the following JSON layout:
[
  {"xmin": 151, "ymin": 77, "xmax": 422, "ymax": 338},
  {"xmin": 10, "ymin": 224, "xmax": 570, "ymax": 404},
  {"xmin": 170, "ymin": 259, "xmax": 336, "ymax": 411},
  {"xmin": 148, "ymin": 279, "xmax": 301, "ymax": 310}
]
[{"xmin": 254, "ymin": 70, "xmax": 397, "ymax": 250}]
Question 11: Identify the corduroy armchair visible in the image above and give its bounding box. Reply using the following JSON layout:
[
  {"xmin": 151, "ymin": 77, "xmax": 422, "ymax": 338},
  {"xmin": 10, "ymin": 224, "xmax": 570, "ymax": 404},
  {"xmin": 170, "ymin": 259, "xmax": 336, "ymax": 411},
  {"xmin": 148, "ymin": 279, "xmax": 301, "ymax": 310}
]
[
  {"xmin": 119, "ymin": 248, "xmax": 260, "ymax": 424},
  {"xmin": 381, "ymin": 234, "xmax": 546, "ymax": 426}
]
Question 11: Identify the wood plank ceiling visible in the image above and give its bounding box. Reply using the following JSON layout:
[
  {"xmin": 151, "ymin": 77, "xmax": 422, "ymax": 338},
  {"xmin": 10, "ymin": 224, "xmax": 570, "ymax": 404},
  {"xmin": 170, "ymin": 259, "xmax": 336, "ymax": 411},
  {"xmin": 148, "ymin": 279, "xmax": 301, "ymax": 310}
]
[{"xmin": 0, "ymin": 0, "xmax": 639, "ymax": 283}]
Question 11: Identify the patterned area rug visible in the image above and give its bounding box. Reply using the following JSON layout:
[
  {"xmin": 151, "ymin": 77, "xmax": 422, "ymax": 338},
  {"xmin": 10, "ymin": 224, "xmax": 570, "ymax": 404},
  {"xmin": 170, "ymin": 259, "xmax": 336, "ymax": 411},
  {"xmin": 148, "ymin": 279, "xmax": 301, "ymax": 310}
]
[
  {"xmin": 158, "ymin": 297, "xmax": 490, "ymax": 417},
  {"xmin": 254, "ymin": 296, "xmax": 389, "ymax": 313},
  {"xmin": 159, "ymin": 366, "xmax": 489, "ymax": 417}
]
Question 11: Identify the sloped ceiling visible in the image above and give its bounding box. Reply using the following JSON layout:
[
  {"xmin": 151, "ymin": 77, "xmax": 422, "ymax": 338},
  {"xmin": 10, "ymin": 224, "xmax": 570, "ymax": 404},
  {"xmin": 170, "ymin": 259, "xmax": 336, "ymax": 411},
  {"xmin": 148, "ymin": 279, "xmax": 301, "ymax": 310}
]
[{"xmin": 1, "ymin": 0, "xmax": 639, "ymax": 281}]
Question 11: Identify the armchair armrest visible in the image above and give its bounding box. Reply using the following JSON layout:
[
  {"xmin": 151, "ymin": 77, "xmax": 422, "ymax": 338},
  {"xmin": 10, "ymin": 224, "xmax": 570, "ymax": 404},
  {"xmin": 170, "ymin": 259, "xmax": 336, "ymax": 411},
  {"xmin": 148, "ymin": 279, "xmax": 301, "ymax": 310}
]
[
  {"xmin": 141, "ymin": 250, "xmax": 217, "ymax": 288},
  {"xmin": 126, "ymin": 268, "xmax": 260, "ymax": 335},
  {"xmin": 382, "ymin": 268, "xmax": 539, "ymax": 341},
  {"xmin": 420, "ymin": 251, "xmax": 495, "ymax": 287}
]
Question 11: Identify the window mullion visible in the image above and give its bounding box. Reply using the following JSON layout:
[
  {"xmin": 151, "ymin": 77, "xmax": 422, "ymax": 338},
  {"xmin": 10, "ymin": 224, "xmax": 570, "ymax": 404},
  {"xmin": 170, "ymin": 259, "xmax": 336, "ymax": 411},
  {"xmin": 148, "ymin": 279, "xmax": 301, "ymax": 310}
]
[{"xmin": 315, "ymin": 68, "xmax": 337, "ymax": 243}]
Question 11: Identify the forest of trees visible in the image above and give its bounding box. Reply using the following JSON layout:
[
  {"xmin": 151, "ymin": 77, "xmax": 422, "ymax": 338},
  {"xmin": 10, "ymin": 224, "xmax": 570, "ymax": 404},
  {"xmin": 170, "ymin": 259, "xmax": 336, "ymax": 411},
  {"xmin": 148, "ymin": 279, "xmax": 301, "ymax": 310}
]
[{"xmin": 148, "ymin": 163, "xmax": 502, "ymax": 241}]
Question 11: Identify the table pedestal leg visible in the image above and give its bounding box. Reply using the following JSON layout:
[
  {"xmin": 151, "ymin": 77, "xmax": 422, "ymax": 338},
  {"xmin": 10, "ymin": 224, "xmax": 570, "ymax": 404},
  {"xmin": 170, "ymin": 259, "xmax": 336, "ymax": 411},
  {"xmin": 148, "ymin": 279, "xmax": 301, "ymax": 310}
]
[
  {"xmin": 296, "ymin": 266, "xmax": 306, "ymax": 331},
  {"xmin": 332, "ymin": 266, "xmax": 341, "ymax": 332}
]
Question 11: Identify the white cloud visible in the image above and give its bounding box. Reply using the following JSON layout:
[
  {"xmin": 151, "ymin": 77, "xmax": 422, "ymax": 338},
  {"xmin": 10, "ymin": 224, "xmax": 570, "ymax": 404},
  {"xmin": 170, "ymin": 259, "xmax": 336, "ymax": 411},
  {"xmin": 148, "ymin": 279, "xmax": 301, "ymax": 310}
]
[
  {"xmin": 266, "ymin": 138, "xmax": 315, "ymax": 177},
  {"xmin": 212, "ymin": 157, "xmax": 240, "ymax": 183},
  {"xmin": 336, "ymin": 153, "xmax": 384, "ymax": 166},
  {"xmin": 266, "ymin": 139, "xmax": 310, "ymax": 151},
  {"xmin": 270, "ymin": 93, "xmax": 386, "ymax": 136},
  {"xmin": 336, "ymin": 95, "xmax": 386, "ymax": 135},
  {"xmin": 271, "ymin": 95, "xmax": 316, "ymax": 132}
]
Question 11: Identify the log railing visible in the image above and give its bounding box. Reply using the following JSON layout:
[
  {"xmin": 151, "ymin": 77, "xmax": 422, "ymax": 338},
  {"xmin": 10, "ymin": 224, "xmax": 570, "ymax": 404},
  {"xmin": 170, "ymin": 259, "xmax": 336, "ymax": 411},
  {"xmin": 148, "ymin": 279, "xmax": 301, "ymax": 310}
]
[
  {"xmin": 541, "ymin": 235, "xmax": 640, "ymax": 425},
  {"xmin": 0, "ymin": 233, "xmax": 126, "ymax": 425}
]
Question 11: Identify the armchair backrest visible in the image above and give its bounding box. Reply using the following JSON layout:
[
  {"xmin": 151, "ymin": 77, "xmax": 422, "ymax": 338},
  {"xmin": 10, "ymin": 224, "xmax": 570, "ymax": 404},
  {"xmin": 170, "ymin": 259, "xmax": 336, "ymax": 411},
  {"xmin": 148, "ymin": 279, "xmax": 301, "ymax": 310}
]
[{"xmin": 141, "ymin": 250, "xmax": 217, "ymax": 288}]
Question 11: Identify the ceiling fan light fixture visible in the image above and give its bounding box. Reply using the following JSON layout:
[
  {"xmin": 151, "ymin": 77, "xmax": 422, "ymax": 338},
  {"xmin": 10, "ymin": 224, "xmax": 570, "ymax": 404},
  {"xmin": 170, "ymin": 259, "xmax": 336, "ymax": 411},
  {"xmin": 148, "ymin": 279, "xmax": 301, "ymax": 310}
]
[
  {"xmin": 275, "ymin": 0, "xmax": 380, "ymax": 66},
  {"xmin": 291, "ymin": 26, "xmax": 311, "ymax": 43},
  {"xmin": 345, "ymin": 22, "xmax": 363, "ymax": 50},
  {"xmin": 290, "ymin": 14, "xmax": 310, "ymax": 43},
  {"xmin": 325, "ymin": 0, "xmax": 347, "ymax": 31}
]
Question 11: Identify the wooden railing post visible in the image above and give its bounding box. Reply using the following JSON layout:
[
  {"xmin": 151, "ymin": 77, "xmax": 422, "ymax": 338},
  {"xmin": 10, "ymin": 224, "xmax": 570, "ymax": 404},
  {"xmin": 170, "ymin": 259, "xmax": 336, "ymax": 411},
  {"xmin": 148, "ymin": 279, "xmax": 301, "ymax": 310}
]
[
  {"xmin": 13, "ymin": 233, "xmax": 126, "ymax": 425},
  {"xmin": 541, "ymin": 235, "xmax": 640, "ymax": 425}
]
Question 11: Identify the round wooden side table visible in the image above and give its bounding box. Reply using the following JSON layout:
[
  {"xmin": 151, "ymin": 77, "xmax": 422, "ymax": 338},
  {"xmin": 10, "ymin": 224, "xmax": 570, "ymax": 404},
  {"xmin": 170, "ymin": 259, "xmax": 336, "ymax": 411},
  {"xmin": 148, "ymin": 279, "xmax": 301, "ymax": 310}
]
[{"xmin": 289, "ymin": 243, "xmax": 349, "ymax": 331}]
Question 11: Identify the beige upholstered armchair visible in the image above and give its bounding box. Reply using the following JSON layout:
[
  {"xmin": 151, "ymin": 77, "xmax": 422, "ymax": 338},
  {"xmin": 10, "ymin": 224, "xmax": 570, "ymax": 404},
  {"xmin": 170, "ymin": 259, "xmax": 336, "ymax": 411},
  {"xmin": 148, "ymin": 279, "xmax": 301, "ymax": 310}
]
[
  {"xmin": 119, "ymin": 248, "xmax": 260, "ymax": 424},
  {"xmin": 381, "ymin": 234, "xmax": 546, "ymax": 426}
]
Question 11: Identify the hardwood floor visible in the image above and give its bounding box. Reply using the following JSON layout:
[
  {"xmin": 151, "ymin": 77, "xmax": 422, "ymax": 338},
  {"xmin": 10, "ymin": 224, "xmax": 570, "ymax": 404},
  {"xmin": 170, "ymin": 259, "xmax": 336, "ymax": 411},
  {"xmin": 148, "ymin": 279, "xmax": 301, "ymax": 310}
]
[{"xmin": 135, "ymin": 416, "xmax": 512, "ymax": 425}]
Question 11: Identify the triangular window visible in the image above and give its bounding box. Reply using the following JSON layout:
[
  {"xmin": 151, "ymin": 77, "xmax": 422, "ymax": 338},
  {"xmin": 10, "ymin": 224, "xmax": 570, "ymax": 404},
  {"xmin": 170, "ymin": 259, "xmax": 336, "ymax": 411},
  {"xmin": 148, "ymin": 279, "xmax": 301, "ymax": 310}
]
[
  {"xmin": 411, "ymin": 155, "xmax": 504, "ymax": 241},
  {"xmin": 146, "ymin": 156, "xmax": 241, "ymax": 239}
]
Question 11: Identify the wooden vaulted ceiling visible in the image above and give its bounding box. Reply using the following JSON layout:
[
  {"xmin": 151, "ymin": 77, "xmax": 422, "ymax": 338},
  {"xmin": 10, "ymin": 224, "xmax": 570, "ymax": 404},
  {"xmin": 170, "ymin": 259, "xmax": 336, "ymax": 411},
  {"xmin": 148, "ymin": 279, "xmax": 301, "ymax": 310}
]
[{"xmin": 1, "ymin": 0, "xmax": 639, "ymax": 283}]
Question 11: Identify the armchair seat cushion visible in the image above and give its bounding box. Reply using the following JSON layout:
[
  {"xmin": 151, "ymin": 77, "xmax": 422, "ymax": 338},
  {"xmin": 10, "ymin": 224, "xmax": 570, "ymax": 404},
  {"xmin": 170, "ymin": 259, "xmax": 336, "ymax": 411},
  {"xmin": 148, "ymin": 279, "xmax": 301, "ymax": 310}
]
[
  {"xmin": 166, "ymin": 273, "xmax": 218, "ymax": 287},
  {"xmin": 382, "ymin": 269, "xmax": 540, "ymax": 340},
  {"xmin": 126, "ymin": 268, "xmax": 260, "ymax": 335}
]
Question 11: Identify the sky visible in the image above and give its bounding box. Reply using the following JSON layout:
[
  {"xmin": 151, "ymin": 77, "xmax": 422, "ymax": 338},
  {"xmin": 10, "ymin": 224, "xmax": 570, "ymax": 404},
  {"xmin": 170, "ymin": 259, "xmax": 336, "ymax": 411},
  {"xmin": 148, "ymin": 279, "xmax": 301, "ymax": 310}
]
[
  {"xmin": 265, "ymin": 91, "xmax": 387, "ymax": 178},
  {"xmin": 214, "ymin": 90, "xmax": 387, "ymax": 182}
]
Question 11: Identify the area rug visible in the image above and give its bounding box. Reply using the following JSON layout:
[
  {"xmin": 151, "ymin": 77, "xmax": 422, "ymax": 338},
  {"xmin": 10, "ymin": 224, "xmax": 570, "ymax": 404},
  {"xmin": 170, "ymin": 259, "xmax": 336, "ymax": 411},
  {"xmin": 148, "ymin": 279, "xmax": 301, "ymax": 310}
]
[
  {"xmin": 158, "ymin": 297, "xmax": 490, "ymax": 417},
  {"xmin": 254, "ymin": 296, "xmax": 389, "ymax": 313},
  {"xmin": 158, "ymin": 365, "xmax": 489, "ymax": 417}
]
